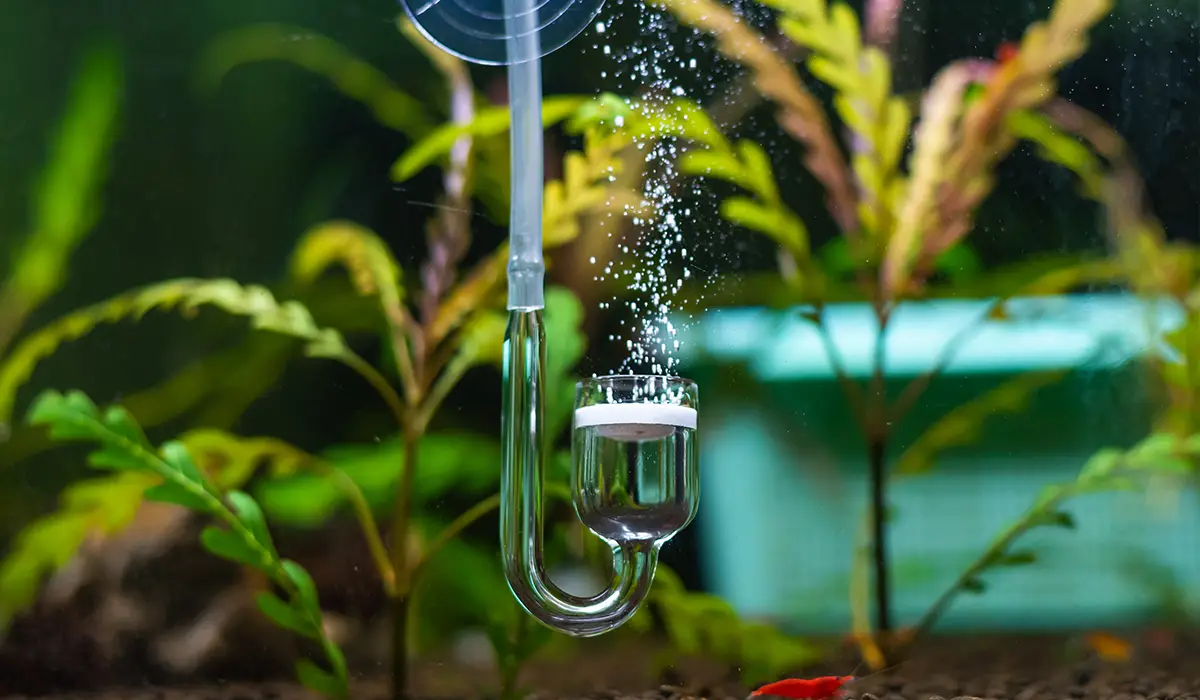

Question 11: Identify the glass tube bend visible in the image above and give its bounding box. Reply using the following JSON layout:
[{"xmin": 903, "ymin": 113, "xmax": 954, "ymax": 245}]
[{"xmin": 500, "ymin": 309, "xmax": 660, "ymax": 636}]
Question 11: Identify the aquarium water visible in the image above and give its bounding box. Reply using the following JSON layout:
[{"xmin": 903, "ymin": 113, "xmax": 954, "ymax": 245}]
[{"xmin": 573, "ymin": 402, "xmax": 698, "ymax": 543}]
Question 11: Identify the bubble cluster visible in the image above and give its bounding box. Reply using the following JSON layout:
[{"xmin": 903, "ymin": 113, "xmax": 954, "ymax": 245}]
[{"xmin": 582, "ymin": 2, "xmax": 721, "ymax": 378}]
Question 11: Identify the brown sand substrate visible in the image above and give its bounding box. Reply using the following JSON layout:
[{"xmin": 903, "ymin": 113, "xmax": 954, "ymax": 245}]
[{"xmin": 4, "ymin": 633, "xmax": 1198, "ymax": 700}]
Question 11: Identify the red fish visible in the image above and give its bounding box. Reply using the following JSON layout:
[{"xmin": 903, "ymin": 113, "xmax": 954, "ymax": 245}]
[
  {"xmin": 750, "ymin": 676, "xmax": 855, "ymax": 699},
  {"xmin": 994, "ymin": 41, "xmax": 1020, "ymax": 63}
]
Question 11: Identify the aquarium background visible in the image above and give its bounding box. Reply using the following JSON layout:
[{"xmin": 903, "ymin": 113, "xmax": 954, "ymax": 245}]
[{"xmin": 1, "ymin": 0, "xmax": 1198, "ymax": 693}]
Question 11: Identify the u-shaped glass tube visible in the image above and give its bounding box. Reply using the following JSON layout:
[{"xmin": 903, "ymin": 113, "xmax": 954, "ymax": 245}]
[
  {"xmin": 403, "ymin": 0, "xmax": 701, "ymax": 635},
  {"xmin": 501, "ymin": 309, "xmax": 699, "ymax": 636}
]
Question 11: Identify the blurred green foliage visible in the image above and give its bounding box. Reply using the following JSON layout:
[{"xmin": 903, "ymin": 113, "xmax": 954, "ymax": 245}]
[
  {"xmin": 23, "ymin": 390, "xmax": 350, "ymax": 697},
  {"xmin": 0, "ymin": 39, "xmax": 123, "ymax": 383},
  {"xmin": 630, "ymin": 565, "xmax": 824, "ymax": 686}
]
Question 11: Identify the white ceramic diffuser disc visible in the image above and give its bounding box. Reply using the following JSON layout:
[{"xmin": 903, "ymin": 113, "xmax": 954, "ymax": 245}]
[{"xmin": 573, "ymin": 404, "xmax": 697, "ymax": 441}]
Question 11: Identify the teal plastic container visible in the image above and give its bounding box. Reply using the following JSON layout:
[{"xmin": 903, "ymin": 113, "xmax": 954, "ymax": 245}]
[{"xmin": 675, "ymin": 292, "xmax": 1200, "ymax": 632}]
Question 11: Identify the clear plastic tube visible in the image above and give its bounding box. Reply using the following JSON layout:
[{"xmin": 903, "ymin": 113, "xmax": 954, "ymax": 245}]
[{"xmin": 504, "ymin": 0, "xmax": 545, "ymax": 310}]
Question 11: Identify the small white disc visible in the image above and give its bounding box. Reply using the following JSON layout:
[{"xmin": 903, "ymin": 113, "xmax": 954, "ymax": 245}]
[{"xmin": 574, "ymin": 403, "xmax": 696, "ymax": 442}]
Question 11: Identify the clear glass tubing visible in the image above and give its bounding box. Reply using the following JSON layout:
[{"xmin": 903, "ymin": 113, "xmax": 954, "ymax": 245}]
[{"xmin": 501, "ymin": 309, "xmax": 700, "ymax": 635}]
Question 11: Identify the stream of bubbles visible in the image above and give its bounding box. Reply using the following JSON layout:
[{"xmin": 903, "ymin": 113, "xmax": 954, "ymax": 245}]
[{"xmin": 582, "ymin": 2, "xmax": 726, "ymax": 379}]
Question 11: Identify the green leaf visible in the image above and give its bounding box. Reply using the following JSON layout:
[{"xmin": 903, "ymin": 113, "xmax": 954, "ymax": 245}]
[
  {"xmin": 87, "ymin": 446, "xmax": 148, "ymax": 471},
  {"xmin": 255, "ymin": 432, "xmax": 501, "ymax": 528},
  {"xmin": 281, "ymin": 560, "xmax": 321, "ymax": 612},
  {"xmin": 1030, "ymin": 509, "xmax": 1075, "ymax": 530},
  {"xmin": 2, "ymin": 280, "xmax": 349, "ymax": 427},
  {"xmin": 934, "ymin": 242, "xmax": 983, "ymax": 283},
  {"xmin": 180, "ymin": 429, "xmax": 312, "ymax": 490},
  {"xmin": 198, "ymin": 23, "xmax": 434, "ymax": 140},
  {"xmin": 818, "ymin": 237, "xmax": 855, "ymax": 275},
  {"xmin": 735, "ymin": 140, "xmax": 780, "ymax": 202},
  {"xmin": 321, "ymin": 637, "xmax": 349, "ymax": 681},
  {"xmin": 1148, "ymin": 457, "xmax": 1194, "ymax": 475},
  {"xmin": 1008, "ymin": 108, "xmax": 1105, "ymax": 198},
  {"xmin": 27, "ymin": 391, "xmax": 100, "ymax": 441},
  {"xmin": 6, "ymin": 40, "xmax": 122, "ymax": 315},
  {"xmin": 453, "ymin": 310, "xmax": 508, "ymax": 370},
  {"xmin": 199, "ymin": 525, "xmax": 264, "ymax": 568},
  {"xmin": 100, "ymin": 406, "xmax": 148, "ymax": 446},
  {"xmin": 227, "ymin": 491, "xmax": 276, "ymax": 555},
  {"xmin": 1128, "ymin": 433, "xmax": 1178, "ymax": 461},
  {"xmin": 678, "ymin": 150, "xmax": 750, "ymax": 190},
  {"xmin": 566, "ymin": 92, "xmax": 634, "ymax": 134},
  {"xmin": 392, "ymin": 96, "xmax": 588, "ymax": 182},
  {"xmin": 295, "ymin": 659, "xmax": 348, "ymax": 699},
  {"xmin": 143, "ymin": 481, "xmax": 213, "ymax": 513},
  {"xmin": 1078, "ymin": 448, "xmax": 1123, "ymax": 482},
  {"xmin": 544, "ymin": 286, "xmax": 588, "ymax": 439},
  {"xmin": 962, "ymin": 577, "xmax": 987, "ymax": 594},
  {"xmin": 0, "ymin": 513, "xmax": 92, "ymax": 632},
  {"xmin": 720, "ymin": 197, "xmax": 807, "ymax": 252},
  {"xmin": 159, "ymin": 441, "xmax": 211, "ymax": 489},
  {"xmin": 894, "ymin": 370, "xmax": 1066, "ymax": 478},
  {"xmin": 993, "ymin": 550, "xmax": 1038, "ymax": 567},
  {"xmin": 256, "ymin": 591, "xmax": 319, "ymax": 639}
]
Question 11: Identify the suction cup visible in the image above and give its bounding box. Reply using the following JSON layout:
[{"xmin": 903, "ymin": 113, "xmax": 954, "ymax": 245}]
[{"xmin": 400, "ymin": 0, "xmax": 606, "ymax": 65}]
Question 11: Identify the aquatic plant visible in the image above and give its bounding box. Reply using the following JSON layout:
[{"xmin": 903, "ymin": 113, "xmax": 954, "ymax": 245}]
[
  {"xmin": 630, "ymin": 564, "xmax": 824, "ymax": 687},
  {"xmin": 0, "ymin": 35, "xmax": 125, "ymax": 638},
  {"xmin": 0, "ymin": 39, "xmax": 123, "ymax": 399},
  {"xmin": 24, "ymin": 389, "xmax": 353, "ymax": 696},
  {"xmin": 910, "ymin": 431, "xmax": 1198, "ymax": 644},
  {"xmin": 0, "ymin": 20, "xmax": 648, "ymax": 700},
  {"xmin": 488, "ymin": 592, "xmax": 556, "ymax": 700},
  {"xmin": 896, "ymin": 80, "xmax": 1200, "ymax": 647},
  {"xmin": 644, "ymin": 0, "xmax": 1189, "ymax": 667}
]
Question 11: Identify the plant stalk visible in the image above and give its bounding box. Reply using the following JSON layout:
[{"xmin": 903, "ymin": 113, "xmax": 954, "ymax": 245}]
[
  {"xmin": 343, "ymin": 352, "xmax": 409, "ymax": 429},
  {"xmin": 326, "ymin": 466, "xmax": 396, "ymax": 595},
  {"xmin": 867, "ymin": 434, "xmax": 891, "ymax": 633},
  {"xmin": 409, "ymin": 493, "xmax": 500, "ymax": 585},
  {"xmin": 390, "ymin": 422, "xmax": 420, "ymax": 700},
  {"xmin": 391, "ymin": 592, "xmax": 412, "ymax": 700},
  {"xmin": 911, "ymin": 487, "xmax": 1067, "ymax": 638},
  {"xmin": 868, "ymin": 307, "xmax": 893, "ymax": 635}
]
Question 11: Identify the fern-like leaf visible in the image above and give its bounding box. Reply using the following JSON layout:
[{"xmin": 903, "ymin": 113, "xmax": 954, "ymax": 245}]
[
  {"xmin": 649, "ymin": 0, "xmax": 858, "ymax": 233},
  {"xmin": 392, "ymin": 96, "xmax": 589, "ymax": 182},
  {"xmin": 912, "ymin": 429, "xmax": 1197, "ymax": 640},
  {"xmin": 197, "ymin": 23, "xmax": 433, "ymax": 138},
  {"xmin": 181, "ymin": 429, "xmax": 311, "ymax": 490},
  {"xmin": 883, "ymin": 62, "xmax": 985, "ymax": 296},
  {"xmin": 932, "ymin": 0, "xmax": 1113, "ymax": 260},
  {"xmin": 770, "ymin": 0, "xmax": 912, "ymax": 240},
  {"xmin": 893, "ymin": 370, "xmax": 1067, "ymax": 478},
  {"xmin": 0, "ymin": 278, "xmax": 349, "ymax": 427},
  {"xmin": 679, "ymin": 136, "xmax": 812, "ymax": 281},
  {"xmin": 1, "ymin": 39, "xmax": 123, "ymax": 352},
  {"xmin": 428, "ymin": 127, "xmax": 646, "ymax": 346},
  {"xmin": 292, "ymin": 221, "xmax": 403, "ymax": 300},
  {"xmin": 0, "ymin": 425, "xmax": 312, "ymax": 633},
  {"xmin": 25, "ymin": 390, "xmax": 350, "ymax": 698}
]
